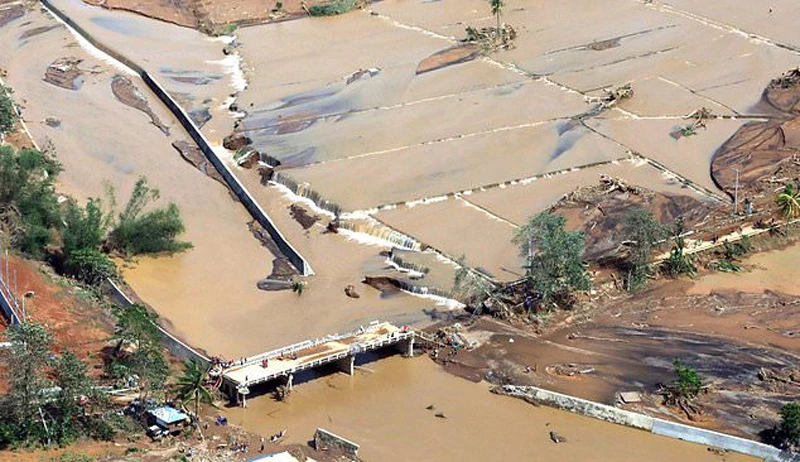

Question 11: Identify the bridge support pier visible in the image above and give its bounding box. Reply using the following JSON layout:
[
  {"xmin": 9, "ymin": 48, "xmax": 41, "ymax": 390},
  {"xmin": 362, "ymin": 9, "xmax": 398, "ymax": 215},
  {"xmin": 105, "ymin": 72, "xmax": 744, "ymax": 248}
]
[
  {"xmin": 396, "ymin": 336, "xmax": 414, "ymax": 357},
  {"xmin": 335, "ymin": 355, "xmax": 355, "ymax": 375}
]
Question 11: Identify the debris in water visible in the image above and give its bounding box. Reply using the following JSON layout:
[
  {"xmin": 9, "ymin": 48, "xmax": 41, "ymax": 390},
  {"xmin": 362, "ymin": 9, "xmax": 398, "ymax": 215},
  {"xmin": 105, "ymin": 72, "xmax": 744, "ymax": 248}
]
[
  {"xmin": 234, "ymin": 147, "xmax": 260, "ymax": 168},
  {"xmin": 44, "ymin": 57, "xmax": 84, "ymax": 91},
  {"xmin": 344, "ymin": 284, "xmax": 360, "ymax": 299},
  {"xmin": 463, "ymin": 24, "xmax": 517, "ymax": 52},
  {"xmin": 345, "ymin": 67, "xmax": 380, "ymax": 85},
  {"xmin": 549, "ymin": 431, "xmax": 566, "ymax": 443},
  {"xmin": 223, "ymin": 132, "xmax": 252, "ymax": 151},
  {"xmin": 171, "ymin": 140, "xmax": 225, "ymax": 186},
  {"xmin": 111, "ymin": 75, "xmax": 170, "ymax": 135},
  {"xmin": 289, "ymin": 204, "xmax": 319, "ymax": 230}
]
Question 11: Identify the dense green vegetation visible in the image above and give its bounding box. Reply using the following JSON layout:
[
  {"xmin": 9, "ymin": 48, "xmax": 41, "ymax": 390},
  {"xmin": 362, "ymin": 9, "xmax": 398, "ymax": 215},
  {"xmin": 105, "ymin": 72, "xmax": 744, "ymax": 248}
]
[
  {"xmin": 0, "ymin": 323, "xmax": 115, "ymax": 449},
  {"xmin": 0, "ymin": 145, "xmax": 62, "ymax": 258},
  {"xmin": 109, "ymin": 303, "xmax": 169, "ymax": 399},
  {"xmin": 619, "ymin": 207, "xmax": 666, "ymax": 291},
  {"xmin": 778, "ymin": 403, "xmax": 800, "ymax": 448},
  {"xmin": 671, "ymin": 359, "xmax": 703, "ymax": 400},
  {"xmin": 0, "ymin": 84, "xmax": 16, "ymax": 135},
  {"xmin": 513, "ymin": 211, "xmax": 590, "ymax": 310},
  {"xmin": 0, "ymin": 143, "xmax": 191, "ymax": 286},
  {"xmin": 308, "ymin": 0, "xmax": 359, "ymax": 16},
  {"xmin": 107, "ymin": 177, "xmax": 191, "ymax": 256}
]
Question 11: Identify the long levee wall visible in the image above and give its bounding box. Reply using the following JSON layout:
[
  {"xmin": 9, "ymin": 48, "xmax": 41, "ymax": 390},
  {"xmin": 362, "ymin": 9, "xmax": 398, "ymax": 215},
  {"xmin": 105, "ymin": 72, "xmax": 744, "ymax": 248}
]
[
  {"xmin": 497, "ymin": 385, "xmax": 799, "ymax": 462},
  {"xmin": 104, "ymin": 279, "xmax": 210, "ymax": 366},
  {"xmin": 39, "ymin": 0, "xmax": 312, "ymax": 276}
]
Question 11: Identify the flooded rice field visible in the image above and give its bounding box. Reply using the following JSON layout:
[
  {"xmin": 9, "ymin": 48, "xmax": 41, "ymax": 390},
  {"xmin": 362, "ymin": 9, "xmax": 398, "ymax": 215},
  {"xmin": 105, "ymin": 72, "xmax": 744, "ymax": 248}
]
[
  {"xmin": 49, "ymin": 0, "xmax": 241, "ymax": 138},
  {"xmin": 227, "ymin": 0, "xmax": 799, "ymax": 279}
]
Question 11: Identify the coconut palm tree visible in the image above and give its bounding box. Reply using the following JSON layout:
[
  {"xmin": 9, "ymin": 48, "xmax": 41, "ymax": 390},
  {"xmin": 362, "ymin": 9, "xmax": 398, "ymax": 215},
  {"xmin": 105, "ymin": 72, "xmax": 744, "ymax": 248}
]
[
  {"xmin": 174, "ymin": 360, "xmax": 214, "ymax": 419},
  {"xmin": 776, "ymin": 182, "xmax": 800, "ymax": 221},
  {"xmin": 490, "ymin": 0, "xmax": 503, "ymax": 31},
  {"xmin": 291, "ymin": 279, "xmax": 306, "ymax": 296}
]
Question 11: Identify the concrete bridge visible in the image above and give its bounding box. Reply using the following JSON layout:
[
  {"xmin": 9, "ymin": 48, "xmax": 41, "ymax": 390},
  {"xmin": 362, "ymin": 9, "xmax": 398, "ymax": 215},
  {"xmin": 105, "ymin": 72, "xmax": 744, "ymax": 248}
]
[{"xmin": 218, "ymin": 321, "xmax": 414, "ymax": 405}]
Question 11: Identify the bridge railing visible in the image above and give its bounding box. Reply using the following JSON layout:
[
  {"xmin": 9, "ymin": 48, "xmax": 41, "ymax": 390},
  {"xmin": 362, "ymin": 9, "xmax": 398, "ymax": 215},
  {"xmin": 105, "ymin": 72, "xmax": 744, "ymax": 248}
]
[
  {"xmin": 237, "ymin": 320, "xmax": 386, "ymax": 368},
  {"xmin": 226, "ymin": 328, "xmax": 414, "ymax": 387}
]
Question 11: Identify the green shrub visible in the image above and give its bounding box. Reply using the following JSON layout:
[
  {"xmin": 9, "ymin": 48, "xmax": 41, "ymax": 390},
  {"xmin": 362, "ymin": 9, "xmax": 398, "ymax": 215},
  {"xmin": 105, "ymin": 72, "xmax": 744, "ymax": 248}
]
[
  {"xmin": 513, "ymin": 211, "xmax": 589, "ymax": 310},
  {"xmin": 63, "ymin": 248, "xmax": 117, "ymax": 285},
  {"xmin": 108, "ymin": 177, "xmax": 191, "ymax": 256},
  {"xmin": 0, "ymin": 146, "xmax": 62, "ymax": 258},
  {"xmin": 779, "ymin": 402, "xmax": 800, "ymax": 447},
  {"xmin": 672, "ymin": 359, "xmax": 702, "ymax": 400},
  {"xmin": 0, "ymin": 84, "xmax": 16, "ymax": 135},
  {"xmin": 308, "ymin": 0, "xmax": 358, "ymax": 16}
]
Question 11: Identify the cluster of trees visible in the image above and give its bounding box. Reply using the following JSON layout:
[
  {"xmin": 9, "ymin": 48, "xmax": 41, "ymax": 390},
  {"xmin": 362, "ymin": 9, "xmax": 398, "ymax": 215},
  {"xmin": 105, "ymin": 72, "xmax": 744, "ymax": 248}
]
[
  {"xmin": 512, "ymin": 212, "xmax": 590, "ymax": 311},
  {"xmin": 0, "ymin": 323, "xmax": 115, "ymax": 448},
  {"xmin": 0, "ymin": 299, "xmax": 181, "ymax": 449},
  {"xmin": 0, "ymin": 144, "xmax": 191, "ymax": 286},
  {"xmin": 503, "ymin": 208, "xmax": 698, "ymax": 313},
  {"xmin": 450, "ymin": 207, "xmax": 703, "ymax": 314},
  {"xmin": 776, "ymin": 402, "xmax": 800, "ymax": 450}
]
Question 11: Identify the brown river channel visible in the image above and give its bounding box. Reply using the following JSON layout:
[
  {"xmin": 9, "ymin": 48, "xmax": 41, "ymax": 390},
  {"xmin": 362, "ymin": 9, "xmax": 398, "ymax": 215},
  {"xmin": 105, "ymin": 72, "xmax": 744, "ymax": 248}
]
[{"xmin": 2, "ymin": 0, "xmax": 792, "ymax": 459}]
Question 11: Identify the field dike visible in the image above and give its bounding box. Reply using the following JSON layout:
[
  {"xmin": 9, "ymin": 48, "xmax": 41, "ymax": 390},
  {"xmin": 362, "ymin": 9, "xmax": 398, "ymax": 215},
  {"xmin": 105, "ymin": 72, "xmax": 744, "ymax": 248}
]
[{"xmin": 495, "ymin": 385, "xmax": 799, "ymax": 462}]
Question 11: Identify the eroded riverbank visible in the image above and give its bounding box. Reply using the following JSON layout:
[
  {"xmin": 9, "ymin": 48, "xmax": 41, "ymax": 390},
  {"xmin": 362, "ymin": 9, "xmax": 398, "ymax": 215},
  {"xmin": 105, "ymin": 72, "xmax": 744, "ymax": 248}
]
[{"xmin": 226, "ymin": 355, "xmax": 759, "ymax": 462}]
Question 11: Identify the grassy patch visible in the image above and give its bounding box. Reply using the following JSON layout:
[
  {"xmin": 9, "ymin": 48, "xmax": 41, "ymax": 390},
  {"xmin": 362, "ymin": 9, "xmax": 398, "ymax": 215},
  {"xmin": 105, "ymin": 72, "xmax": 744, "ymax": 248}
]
[{"xmin": 309, "ymin": 0, "xmax": 359, "ymax": 17}]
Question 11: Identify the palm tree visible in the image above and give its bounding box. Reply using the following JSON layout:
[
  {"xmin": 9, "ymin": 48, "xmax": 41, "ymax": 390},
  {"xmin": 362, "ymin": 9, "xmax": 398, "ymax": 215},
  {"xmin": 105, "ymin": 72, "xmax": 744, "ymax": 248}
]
[
  {"xmin": 291, "ymin": 279, "xmax": 306, "ymax": 296},
  {"xmin": 776, "ymin": 182, "xmax": 800, "ymax": 221},
  {"xmin": 490, "ymin": 0, "xmax": 503, "ymax": 31},
  {"xmin": 174, "ymin": 360, "xmax": 214, "ymax": 419}
]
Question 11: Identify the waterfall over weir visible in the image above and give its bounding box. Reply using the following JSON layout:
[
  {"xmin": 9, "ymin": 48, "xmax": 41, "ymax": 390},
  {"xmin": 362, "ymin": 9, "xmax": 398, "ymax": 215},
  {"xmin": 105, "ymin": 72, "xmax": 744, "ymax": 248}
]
[
  {"xmin": 338, "ymin": 218, "xmax": 422, "ymax": 251},
  {"xmin": 272, "ymin": 172, "xmax": 344, "ymax": 216}
]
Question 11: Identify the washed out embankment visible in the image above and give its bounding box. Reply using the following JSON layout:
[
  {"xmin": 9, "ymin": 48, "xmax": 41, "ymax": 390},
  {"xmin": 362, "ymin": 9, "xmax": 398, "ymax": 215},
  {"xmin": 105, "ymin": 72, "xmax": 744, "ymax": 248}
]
[
  {"xmin": 711, "ymin": 68, "xmax": 800, "ymax": 202},
  {"xmin": 431, "ymin": 295, "xmax": 799, "ymax": 444},
  {"xmin": 494, "ymin": 385, "xmax": 794, "ymax": 462}
]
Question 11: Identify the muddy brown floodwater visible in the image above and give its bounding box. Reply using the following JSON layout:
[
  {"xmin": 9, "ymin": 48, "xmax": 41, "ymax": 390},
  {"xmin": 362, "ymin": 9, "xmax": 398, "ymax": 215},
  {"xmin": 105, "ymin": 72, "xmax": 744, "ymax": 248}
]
[
  {"xmin": 1, "ymin": 1, "xmax": 796, "ymax": 460},
  {"xmin": 689, "ymin": 243, "xmax": 800, "ymax": 296},
  {"xmin": 227, "ymin": 356, "xmax": 757, "ymax": 462}
]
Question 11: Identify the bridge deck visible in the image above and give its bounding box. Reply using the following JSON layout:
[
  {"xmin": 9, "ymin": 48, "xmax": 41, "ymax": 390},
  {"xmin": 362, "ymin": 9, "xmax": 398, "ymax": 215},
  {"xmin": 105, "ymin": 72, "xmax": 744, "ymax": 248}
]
[{"xmin": 221, "ymin": 321, "xmax": 412, "ymax": 389}]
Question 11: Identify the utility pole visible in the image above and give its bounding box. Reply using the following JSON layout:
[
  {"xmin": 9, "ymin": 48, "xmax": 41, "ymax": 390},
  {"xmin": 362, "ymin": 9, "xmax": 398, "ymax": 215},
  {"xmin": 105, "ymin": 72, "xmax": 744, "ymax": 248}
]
[{"xmin": 733, "ymin": 168, "xmax": 740, "ymax": 216}]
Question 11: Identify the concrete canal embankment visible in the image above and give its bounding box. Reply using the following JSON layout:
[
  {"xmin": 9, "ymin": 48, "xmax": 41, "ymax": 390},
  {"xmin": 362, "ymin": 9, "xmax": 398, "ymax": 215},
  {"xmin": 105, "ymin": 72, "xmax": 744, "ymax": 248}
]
[
  {"xmin": 495, "ymin": 385, "xmax": 799, "ymax": 462},
  {"xmin": 39, "ymin": 0, "xmax": 312, "ymax": 277}
]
